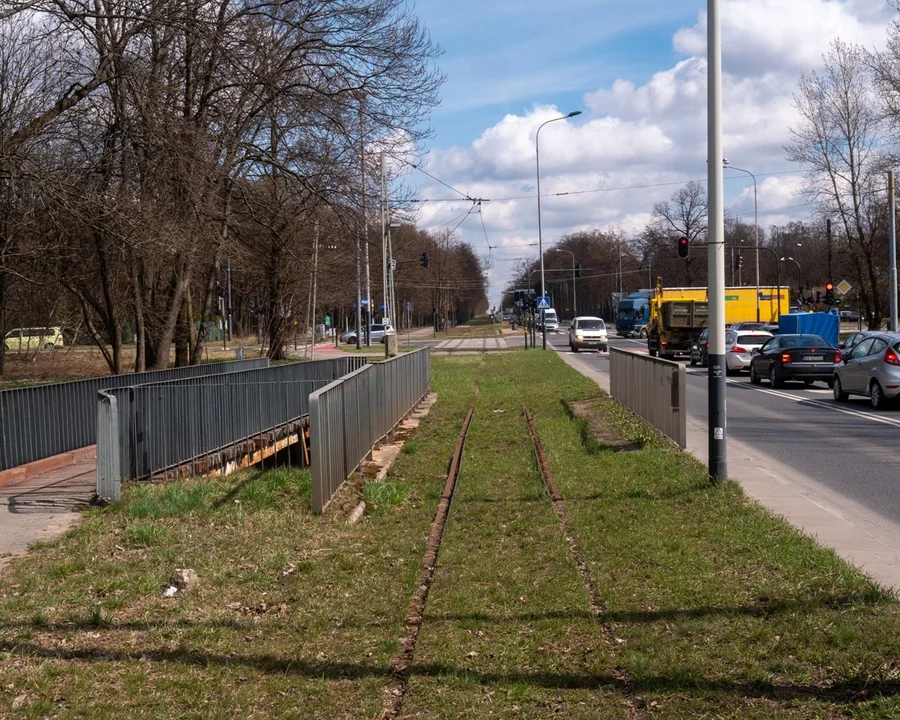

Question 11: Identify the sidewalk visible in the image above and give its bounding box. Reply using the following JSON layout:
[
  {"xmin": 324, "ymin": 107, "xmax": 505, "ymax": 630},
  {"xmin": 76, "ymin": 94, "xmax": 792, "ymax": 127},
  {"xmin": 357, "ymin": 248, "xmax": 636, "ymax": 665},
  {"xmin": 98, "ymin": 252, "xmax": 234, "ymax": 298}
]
[{"xmin": 556, "ymin": 346, "xmax": 900, "ymax": 594}]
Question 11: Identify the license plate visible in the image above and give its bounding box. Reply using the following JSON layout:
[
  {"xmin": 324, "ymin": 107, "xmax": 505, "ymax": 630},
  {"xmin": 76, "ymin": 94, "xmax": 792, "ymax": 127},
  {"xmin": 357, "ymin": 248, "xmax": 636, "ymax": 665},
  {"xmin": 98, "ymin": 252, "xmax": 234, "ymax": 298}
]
[{"xmin": 802, "ymin": 354, "xmax": 824, "ymax": 362}]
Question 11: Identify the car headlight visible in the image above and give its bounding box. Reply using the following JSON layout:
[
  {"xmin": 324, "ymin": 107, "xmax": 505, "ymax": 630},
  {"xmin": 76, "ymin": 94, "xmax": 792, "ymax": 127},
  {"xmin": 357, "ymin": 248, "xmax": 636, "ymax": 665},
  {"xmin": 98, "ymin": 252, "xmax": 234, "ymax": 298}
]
[{"xmin": 575, "ymin": 333, "xmax": 584, "ymax": 339}]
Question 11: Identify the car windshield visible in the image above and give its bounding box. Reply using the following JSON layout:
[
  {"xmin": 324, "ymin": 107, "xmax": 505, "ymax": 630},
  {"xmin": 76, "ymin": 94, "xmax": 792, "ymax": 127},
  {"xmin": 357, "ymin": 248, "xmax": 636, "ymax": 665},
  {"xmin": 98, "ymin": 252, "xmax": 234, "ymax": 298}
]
[
  {"xmin": 577, "ymin": 320, "xmax": 605, "ymax": 329},
  {"xmin": 737, "ymin": 334, "xmax": 771, "ymax": 345}
]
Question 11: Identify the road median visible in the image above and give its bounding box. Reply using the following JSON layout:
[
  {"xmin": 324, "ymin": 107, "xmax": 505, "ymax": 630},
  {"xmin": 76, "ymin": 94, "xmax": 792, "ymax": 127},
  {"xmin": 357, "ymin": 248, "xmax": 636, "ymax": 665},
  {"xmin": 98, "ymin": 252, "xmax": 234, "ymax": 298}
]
[{"xmin": 1, "ymin": 351, "xmax": 899, "ymax": 718}]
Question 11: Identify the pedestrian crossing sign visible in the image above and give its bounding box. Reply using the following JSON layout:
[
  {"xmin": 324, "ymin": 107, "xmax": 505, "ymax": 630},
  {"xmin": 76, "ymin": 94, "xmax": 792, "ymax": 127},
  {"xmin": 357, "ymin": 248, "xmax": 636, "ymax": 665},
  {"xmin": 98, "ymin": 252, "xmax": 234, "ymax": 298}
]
[{"xmin": 537, "ymin": 296, "xmax": 551, "ymax": 310}]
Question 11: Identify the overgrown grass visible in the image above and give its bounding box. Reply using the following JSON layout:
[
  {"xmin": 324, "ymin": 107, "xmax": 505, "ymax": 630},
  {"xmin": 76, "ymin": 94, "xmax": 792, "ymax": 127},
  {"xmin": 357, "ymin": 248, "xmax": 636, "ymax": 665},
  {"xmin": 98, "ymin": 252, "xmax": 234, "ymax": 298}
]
[{"xmin": 3, "ymin": 352, "xmax": 900, "ymax": 718}]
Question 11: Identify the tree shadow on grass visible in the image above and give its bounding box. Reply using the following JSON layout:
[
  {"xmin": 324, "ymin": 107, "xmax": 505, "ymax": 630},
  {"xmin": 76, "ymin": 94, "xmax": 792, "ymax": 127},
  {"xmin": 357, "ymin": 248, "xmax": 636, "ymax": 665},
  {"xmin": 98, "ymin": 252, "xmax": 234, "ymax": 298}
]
[{"xmin": 2, "ymin": 639, "xmax": 899, "ymax": 704}]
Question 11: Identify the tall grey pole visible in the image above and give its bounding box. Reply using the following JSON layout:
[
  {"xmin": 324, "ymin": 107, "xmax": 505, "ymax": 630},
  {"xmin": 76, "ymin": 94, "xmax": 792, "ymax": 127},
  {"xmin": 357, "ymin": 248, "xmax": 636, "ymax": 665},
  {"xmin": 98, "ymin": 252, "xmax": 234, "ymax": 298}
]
[
  {"xmin": 381, "ymin": 151, "xmax": 388, "ymax": 326},
  {"xmin": 310, "ymin": 220, "xmax": 319, "ymax": 360},
  {"xmin": 536, "ymin": 111, "xmax": 580, "ymax": 350},
  {"xmin": 723, "ymin": 163, "xmax": 758, "ymax": 318},
  {"xmin": 707, "ymin": 0, "xmax": 727, "ymax": 483},
  {"xmin": 360, "ymin": 100, "xmax": 371, "ymax": 347},
  {"xmin": 226, "ymin": 260, "xmax": 233, "ymax": 342},
  {"xmin": 890, "ymin": 170, "xmax": 898, "ymax": 332},
  {"xmin": 826, "ymin": 218, "xmax": 833, "ymax": 282}
]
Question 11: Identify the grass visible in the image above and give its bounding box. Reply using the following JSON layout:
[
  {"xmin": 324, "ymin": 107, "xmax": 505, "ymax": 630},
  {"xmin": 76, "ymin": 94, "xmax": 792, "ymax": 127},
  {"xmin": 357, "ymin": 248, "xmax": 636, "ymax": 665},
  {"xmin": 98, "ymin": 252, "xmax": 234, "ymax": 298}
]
[{"xmin": 3, "ymin": 352, "xmax": 900, "ymax": 717}]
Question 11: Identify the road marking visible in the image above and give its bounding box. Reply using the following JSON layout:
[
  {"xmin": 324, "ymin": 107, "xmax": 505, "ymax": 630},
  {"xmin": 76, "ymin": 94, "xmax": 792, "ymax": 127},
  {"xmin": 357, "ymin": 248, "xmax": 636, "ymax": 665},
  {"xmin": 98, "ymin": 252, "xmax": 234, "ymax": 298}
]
[{"xmin": 732, "ymin": 382, "xmax": 900, "ymax": 429}]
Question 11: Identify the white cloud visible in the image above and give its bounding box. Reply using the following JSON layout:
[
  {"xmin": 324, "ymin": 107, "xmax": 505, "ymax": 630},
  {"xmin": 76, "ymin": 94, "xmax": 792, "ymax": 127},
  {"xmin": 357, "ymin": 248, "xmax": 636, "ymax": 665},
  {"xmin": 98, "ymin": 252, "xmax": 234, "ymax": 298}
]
[{"xmin": 414, "ymin": 0, "xmax": 895, "ymax": 308}]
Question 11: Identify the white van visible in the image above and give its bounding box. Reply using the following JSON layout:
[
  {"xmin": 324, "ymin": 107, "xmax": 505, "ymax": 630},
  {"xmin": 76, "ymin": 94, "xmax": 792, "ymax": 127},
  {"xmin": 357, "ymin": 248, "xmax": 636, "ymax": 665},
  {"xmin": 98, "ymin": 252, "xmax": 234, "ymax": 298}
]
[{"xmin": 542, "ymin": 309, "xmax": 559, "ymax": 332}]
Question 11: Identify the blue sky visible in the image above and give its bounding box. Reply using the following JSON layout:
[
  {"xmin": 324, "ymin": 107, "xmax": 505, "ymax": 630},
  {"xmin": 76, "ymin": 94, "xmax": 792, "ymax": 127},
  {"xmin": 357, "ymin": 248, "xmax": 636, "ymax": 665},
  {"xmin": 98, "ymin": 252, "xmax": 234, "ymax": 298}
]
[{"xmin": 400, "ymin": 0, "xmax": 897, "ymax": 309}]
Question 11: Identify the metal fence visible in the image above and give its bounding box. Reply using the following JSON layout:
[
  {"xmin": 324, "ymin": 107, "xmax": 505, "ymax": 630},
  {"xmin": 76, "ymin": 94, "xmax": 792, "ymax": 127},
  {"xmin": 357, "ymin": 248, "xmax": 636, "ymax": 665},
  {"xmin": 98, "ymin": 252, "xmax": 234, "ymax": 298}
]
[
  {"xmin": 609, "ymin": 347, "xmax": 686, "ymax": 448},
  {"xmin": 96, "ymin": 356, "xmax": 367, "ymax": 502},
  {"xmin": 310, "ymin": 348, "xmax": 431, "ymax": 514},
  {"xmin": 0, "ymin": 357, "xmax": 268, "ymax": 472}
]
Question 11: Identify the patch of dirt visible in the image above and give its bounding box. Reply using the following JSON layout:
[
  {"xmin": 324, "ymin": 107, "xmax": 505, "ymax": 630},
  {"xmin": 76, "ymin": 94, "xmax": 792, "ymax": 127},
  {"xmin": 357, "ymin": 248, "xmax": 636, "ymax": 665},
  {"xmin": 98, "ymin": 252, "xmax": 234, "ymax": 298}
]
[
  {"xmin": 565, "ymin": 398, "xmax": 643, "ymax": 452},
  {"xmin": 323, "ymin": 473, "xmax": 367, "ymax": 519}
]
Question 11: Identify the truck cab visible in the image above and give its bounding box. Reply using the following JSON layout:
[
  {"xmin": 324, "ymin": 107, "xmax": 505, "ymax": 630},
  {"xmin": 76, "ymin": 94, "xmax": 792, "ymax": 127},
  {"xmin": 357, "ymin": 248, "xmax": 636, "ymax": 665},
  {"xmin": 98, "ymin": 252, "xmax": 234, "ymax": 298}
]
[{"xmin": 615, "ymin": 292, "xmax": 651, "ymax": 337}]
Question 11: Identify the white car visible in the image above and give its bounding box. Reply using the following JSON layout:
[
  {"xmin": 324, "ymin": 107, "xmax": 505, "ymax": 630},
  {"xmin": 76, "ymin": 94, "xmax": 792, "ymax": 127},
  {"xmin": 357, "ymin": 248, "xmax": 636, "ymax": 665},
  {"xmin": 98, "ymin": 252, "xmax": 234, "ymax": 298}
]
[
  {"xmin": 725, "ymin": 329, "xmax": 772, "ymax": 374},
  {"xmin": 569, "ymin": 316, "xmax": 608, "ymax": 352}
]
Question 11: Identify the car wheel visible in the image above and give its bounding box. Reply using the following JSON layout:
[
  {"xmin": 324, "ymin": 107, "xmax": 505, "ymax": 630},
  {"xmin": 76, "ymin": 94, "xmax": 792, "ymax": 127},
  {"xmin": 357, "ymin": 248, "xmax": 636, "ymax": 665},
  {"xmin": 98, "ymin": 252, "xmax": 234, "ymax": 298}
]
[
  {"xmin": 750, "ymin": 364, "xmax": 761, "ymax": 385},
  {"xmin": 770, "ymin": 366, "xmax": 784, "ymax": 388},
  {"xmin": 572, "ymin": 344, "xmax": 579, "ymax": 353},
  {"xmin": 833, "ymin": 376, "xmax": 848, "ymax": 402},
  {"xmin": 689, "ymin": 354, "xmax": 697, "ymax": 366},
  {"xmin": 701, "ymin": 354, "xmax": 708, "ymax": 368},
  {"xmin": 803, "ymin": 379, "xmax": 814, "ymax": 386},
  {"xmin": 870, "ymin": 380, "xmax": 889, "ymax": 410}
]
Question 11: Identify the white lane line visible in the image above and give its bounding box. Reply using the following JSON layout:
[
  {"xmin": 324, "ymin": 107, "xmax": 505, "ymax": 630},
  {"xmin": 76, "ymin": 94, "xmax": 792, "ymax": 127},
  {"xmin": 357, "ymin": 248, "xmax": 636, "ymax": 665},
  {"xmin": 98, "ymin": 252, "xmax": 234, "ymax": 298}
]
[{"xmin": 731, "ymin": 381, "xmax": 900, "ymax": 429}]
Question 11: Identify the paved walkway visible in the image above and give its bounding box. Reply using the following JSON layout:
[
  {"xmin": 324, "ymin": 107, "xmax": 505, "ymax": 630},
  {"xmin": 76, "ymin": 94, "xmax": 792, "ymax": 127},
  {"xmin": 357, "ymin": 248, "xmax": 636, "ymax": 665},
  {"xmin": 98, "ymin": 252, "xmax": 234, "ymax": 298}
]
[
  {"xmin": 0, "ymin": 458, "xmax": 95, "ymax": 573},
  {"xmin": 434, "ymin": 338, "xmax": 508, "ymax": 352}
]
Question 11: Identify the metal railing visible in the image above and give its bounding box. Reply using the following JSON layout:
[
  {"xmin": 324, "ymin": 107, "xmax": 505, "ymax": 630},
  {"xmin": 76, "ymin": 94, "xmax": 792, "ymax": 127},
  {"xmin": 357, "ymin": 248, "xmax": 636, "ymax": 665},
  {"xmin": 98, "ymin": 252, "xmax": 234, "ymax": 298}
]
[
  {"xmin": 0, "ymin": 358, "xmax": 268, "ymax": 472},
  {"xmin": 310, "ymin": 348, "xmax": 431, "ymax": 514},
  {"xmin": 609, "ymin": 348, "xmax": 686, "ymax": 448},
  {"xmin": 96, "ymin": 356, "xmax": 367, "ymax": 502}
]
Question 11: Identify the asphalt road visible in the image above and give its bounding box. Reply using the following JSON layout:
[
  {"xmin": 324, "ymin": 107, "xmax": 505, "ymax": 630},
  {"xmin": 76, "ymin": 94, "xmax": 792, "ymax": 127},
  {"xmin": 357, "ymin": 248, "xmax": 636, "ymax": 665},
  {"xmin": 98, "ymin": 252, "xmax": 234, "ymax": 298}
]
[{"xmin": 546, "ymin": 329, "xmax": 900, "ymax": 527}]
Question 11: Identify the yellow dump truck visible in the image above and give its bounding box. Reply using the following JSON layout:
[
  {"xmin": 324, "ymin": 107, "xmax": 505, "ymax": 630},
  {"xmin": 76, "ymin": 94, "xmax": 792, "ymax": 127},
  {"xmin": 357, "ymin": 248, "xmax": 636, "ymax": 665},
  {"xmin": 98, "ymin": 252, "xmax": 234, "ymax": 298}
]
[{"xmin": 646, "ymin": 282, "xmax": 789, "ymax": 358}]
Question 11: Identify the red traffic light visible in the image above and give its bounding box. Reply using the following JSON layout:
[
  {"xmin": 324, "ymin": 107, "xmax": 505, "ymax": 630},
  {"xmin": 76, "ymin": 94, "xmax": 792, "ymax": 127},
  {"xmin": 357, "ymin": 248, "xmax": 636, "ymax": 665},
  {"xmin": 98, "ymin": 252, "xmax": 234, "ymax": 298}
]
[
  {"xmin": 677, "ymin": 236, "xmax": 689, "ymax": 259},
  {"xmin": 825, "ymin": 282, "xmax": 834, "ymax": 292}
]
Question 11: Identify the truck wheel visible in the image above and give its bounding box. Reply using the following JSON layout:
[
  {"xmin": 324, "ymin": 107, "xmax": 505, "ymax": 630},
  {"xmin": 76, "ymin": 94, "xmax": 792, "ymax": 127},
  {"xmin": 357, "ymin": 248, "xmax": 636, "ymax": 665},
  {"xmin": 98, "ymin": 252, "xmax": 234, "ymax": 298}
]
[
  {"xmin": 648, "ymin": 341, "xmax": 657, "ymax": 358},
  {"xmin": 639, "ymin": 327, "xmax": 648, "ymax": 339}
]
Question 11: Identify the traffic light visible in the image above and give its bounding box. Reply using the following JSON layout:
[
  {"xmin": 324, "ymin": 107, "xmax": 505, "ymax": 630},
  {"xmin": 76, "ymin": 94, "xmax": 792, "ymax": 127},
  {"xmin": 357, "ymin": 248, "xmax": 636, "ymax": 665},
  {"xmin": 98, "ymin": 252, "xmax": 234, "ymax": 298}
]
[
  {"xmin": 824, "ymin": 282, "xmax": 834, "ymax": 305},
  {"xmin": 733, "ymin": 254, "xmax": 743, "ymax": 271},
  {"xmin": 677, "ymin": 236, "xmax": 689, "ymax": 259},
  {"xmin": 575, "ymin": 263, "xmax": 583, "ymax": 278},
  {"xmin": 420, "ymin": 251, "xmax": 429, "ymax": 268}
]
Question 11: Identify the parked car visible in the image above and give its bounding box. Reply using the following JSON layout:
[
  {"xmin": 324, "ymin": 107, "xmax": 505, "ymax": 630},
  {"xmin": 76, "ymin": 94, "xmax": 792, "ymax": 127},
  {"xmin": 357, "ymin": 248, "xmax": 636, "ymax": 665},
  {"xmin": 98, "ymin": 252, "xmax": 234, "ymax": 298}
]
[
  {"xmin": 832, "ymin": 332, "xmax": 900, "ymax": 409},
  {"xmin": 568, "ymin": 316, "xmax": 608, "ymax": 352},
  {"xmin": 3, "ymin": 326, "xmax": 64, "ymax": 352},
  {"xmin": 689, "ymin": 328, "xmax": 709, "ymax": 367},
  {"xmin": 749, "ymin": 333, "xmax": 840, "ymax": 388},
  {"xmin": 839, "ymin": 330, "xmax": 876, "ymax": 358},
  {"xmin": 840, "ymin": 310, "xmax": 860, "ymax": 323},
  {"xmin": 340, "ymin": 324, "xmax": 394, "ymax": 345},
  {"xmin": 724, "ymin": 330, "xmax": 773, "ymax": 374}
]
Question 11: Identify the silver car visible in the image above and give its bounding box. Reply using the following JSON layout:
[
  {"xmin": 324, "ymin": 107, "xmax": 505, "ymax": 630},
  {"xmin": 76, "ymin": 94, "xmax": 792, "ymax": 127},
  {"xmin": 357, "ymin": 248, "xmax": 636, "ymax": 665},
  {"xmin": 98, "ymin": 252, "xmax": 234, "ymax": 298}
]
[
  {"xmin": 833, "ymin": 332, "xmax": 900, "ymax": 409},
  {"xmin": 725, "ymin": 330, "xmax": 773, "ymax": 374},
  {"xmin": 569, "ymin": 316, "xmax": 608, "ymax": 352}
]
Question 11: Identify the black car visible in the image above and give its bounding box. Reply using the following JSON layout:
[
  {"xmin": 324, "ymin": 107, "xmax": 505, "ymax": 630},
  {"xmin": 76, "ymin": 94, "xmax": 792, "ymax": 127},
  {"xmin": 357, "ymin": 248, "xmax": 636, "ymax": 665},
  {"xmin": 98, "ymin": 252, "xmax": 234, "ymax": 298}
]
[
  {"xmin": 749, "ymin": 334, "xmax": 840, "ymax": 388},
  {"xmin": 689, "ymin": 328, "xmax": 709, "ymax": 367}
]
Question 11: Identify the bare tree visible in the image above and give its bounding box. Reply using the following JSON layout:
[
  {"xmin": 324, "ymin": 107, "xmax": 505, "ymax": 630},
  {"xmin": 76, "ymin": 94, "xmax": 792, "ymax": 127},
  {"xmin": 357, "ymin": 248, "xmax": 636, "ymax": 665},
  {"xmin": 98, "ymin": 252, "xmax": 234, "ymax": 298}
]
[
  {"xmin": 648, "ymin": 181, "xmax": 709, "ymax": 286},
  {"xmin": 787, "ymin": 39, "xmax": 887, "ymax": 328}
]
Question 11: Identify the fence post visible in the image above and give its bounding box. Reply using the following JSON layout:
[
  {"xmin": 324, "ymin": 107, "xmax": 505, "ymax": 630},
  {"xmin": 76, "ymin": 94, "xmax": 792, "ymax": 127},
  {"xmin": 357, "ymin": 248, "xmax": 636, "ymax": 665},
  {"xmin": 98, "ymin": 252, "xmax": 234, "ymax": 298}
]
[{"xmin": 96, "ymin": 391, "xmax": 122, "ymax": 503}]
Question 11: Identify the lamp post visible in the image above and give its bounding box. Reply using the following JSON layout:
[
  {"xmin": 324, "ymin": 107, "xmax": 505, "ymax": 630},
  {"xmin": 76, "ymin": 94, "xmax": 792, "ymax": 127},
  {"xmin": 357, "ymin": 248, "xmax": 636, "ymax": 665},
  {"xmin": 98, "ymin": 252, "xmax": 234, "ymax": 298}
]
[
  {"xmin": 551, "ymin": 248, "xmax": 576, "ymax": 317},
  {"xmin": 723, "ymin": 159, "xmax": 759, "ymax": 320},
  {"xmin": 536, "ymin": 110, "xmax": 581, "ymax": 350},
  {"xmin": 782, "ymin": 256, "xmax": 801, "ymax": 302}
]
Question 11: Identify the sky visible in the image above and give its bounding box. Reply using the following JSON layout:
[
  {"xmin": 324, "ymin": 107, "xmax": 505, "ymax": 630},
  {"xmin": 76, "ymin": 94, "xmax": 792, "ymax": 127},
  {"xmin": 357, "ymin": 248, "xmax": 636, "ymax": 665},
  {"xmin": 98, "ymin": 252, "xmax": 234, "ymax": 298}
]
[{"xmin": 394, "ymin": 0, "xmax": 897, "ymax": 312}]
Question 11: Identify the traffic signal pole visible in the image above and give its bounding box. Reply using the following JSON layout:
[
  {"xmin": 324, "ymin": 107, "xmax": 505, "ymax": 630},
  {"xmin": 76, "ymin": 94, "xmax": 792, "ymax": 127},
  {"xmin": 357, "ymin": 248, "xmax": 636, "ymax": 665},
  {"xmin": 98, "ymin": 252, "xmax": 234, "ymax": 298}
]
[
  {"xmin": 889, "ymin": 171, "xmax": 898, "ymax": 332},
  {"xmin": 707, "ymin": 0, "xmax": 727, "ymax": 484}
]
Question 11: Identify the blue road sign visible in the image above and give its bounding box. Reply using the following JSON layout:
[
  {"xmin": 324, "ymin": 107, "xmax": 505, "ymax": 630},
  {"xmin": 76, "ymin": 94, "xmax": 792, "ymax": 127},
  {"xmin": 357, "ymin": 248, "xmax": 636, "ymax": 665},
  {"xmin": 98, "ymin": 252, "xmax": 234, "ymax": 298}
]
[{"xmin": 536, "ymin": 296, "xmax": 551, "ymax": 310}]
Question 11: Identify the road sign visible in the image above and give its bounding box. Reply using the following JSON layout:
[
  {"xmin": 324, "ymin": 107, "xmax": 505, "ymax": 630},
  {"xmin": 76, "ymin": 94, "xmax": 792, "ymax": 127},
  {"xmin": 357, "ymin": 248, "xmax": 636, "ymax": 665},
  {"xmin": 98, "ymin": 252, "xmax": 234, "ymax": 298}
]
[
  {"xmin": 536, "ymin": 296, "xmax": 551, "ymax": 310},
  {"xmin": 837, "ymin": 279, "xmax": 852, "ymax": 295}
]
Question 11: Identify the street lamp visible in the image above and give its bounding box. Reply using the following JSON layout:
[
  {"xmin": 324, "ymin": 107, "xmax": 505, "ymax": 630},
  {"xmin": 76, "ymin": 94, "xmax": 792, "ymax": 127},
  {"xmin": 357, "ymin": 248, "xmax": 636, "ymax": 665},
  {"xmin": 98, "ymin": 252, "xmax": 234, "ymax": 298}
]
[
  {"xmin": 782, "ymin": 256, "xmax": 801, "ymax": 301},
  {"xmin": 723, "ymin": 159, "xmax": 759, "ymax": 320},
  {"xmin": 536, "ymin": 110, "xmax": 581, "ymax": 349},
  {"xmin": 551, "ymin": 248, "xmax": 577, "ymax": 317}
]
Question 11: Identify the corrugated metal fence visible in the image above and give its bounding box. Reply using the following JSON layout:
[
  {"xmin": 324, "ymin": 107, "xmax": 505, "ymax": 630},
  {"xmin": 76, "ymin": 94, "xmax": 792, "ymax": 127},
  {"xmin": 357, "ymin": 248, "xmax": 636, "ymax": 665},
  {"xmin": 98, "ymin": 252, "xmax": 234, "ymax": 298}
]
[
  {"xmin": 609, "ymin": 347, "xmax": 686, "ymax": 448},
  {"xmin": 97, "ymin": 356, "xmax": 367, "ymax": 502},
  {"xmin": 1, "ymin": 358, "xmax": 268, "ymax": 471},
  {"xmin": 309, "ymin": 348, "xmax": 431, "ymax": 514}
]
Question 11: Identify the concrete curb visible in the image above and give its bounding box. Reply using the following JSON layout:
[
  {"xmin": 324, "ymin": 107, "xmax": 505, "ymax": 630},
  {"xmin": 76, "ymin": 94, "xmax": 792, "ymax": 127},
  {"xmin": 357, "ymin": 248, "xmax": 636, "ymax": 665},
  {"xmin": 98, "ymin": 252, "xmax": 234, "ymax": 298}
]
[{"xmin": 0, "ymin": 446, "xmax": 96, "ymax": 490}]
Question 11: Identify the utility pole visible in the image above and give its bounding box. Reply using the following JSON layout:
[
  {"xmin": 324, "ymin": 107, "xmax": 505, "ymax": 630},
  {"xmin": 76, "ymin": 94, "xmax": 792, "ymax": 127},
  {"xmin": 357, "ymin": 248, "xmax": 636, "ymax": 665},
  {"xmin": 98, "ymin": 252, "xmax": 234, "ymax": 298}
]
[
  {"xmin": 707, "ymin": 0, "xmax": 727, "ymax": 483},
  {"xmin": 890, "ymin": 171, "xmax": 898, "ymax": 332},
  {"xmin": 360, "ymin": 96, "xmax": 371, "ymax": 346},
  {"xmin": 826, "ymin": 218, "xmax": 833, "ymax": 283},
  {"xmin": 226, "ymin": 260, "xmax": 233, "ymax": 342},
  {"xmin": 381, "ymin": 151, "xmax": 388, "ymax": 327}
]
